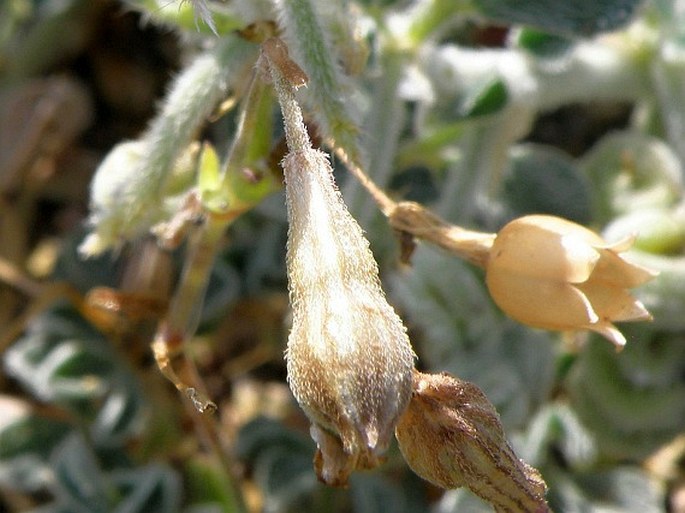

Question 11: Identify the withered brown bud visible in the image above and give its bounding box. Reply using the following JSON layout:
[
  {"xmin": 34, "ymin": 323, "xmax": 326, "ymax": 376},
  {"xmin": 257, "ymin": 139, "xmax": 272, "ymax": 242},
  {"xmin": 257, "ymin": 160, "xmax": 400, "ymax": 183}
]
[
  {"xmin": 396, "ymin": 371, "xmax": 549, "ymax": 513},
  {"xmin": 283, "ymin": 148, "xmax": 415, "ymax": 486}
]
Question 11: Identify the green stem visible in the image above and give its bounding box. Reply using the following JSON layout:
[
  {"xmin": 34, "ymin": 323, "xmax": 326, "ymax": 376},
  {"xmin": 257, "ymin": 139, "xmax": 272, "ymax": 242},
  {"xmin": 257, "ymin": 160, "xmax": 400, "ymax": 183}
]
[
  {"xmin": 163, "ymin": 217, "xmax": 229, "ymax": 346},
  {"xmin": 150, "ymin": 55, "xmax": 283, "ymax": 513},
  {"xmin": 650, "ymin": 51, "xmax": 685, "ymax": 166},
  {"xmin": 222, "ymin": 78, "xmax": 272, "ymax": 178},
  {"xmin": 404, "ymin": 0, "xmax": 475, "ymax": 46},
  {"xmin": 437, "ymin": 104, "xmax": 534, "ymax": 223},
  {"xmin": 155, "ymin": 51, "xmax": 279, "ymax": 400},
  {"xmin": 216, "ymin": 70, "xmax": 276, "ymax": 212},
  {"xmin": 435, "ymin": 127, "xmax": 481, "ymax": 221}
]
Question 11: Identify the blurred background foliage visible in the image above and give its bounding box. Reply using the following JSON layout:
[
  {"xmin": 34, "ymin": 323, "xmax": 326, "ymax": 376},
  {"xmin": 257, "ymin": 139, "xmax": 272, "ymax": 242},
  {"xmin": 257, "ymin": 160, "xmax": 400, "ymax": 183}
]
[{"xmin": 1, "ymin": 0, "xmax": 685, "ymax": 512}]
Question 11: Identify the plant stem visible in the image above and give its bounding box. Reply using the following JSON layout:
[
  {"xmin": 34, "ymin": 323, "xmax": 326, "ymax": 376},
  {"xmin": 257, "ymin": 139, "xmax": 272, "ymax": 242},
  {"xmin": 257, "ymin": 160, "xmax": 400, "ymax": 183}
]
[
  {"xmin": 152, "ymin": 215, "xmax": 229, "ymax": 414},
  {"xmin": 261, "ymin": 38, "xmax": 311, "ymax": 152},
  {"xmin": 149, "ymin": 49, "xmax": 283, "ymax": 513},
  {"xmin": 331, "ymin": 144, "xmax": 494, "ymax": 268}
]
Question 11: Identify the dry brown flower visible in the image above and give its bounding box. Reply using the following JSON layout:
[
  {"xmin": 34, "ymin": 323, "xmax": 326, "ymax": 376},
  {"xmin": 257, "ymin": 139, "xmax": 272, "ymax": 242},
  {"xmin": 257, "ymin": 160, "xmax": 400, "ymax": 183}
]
[{"xmin": 396, "ymin": 371, "xmax": 549, "ymax": 512}]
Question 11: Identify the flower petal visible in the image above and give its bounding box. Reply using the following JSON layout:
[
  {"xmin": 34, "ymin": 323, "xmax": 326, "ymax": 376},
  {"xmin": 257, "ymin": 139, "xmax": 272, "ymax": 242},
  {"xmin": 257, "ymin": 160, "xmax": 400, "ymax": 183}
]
[
  {"xmin": 576, "ymin": 281, "xmax": 652, "ymax": 322},
  {"xmin": 517, "ymin": 215, "xmax": 605, "ymax": 245},
  {"xmin": 613, "ymin": 299, "xmax": 652, "ymax": 322},
  {"xmin": 560, "ymin": 234, "xmax": 603, "ymax": 283},
  {"xmin": 596, "ymin": 234, "xmax": 636, "ymax": 253},
  {"xmin": 486, "ymin": 269, "xmax": 599, "ymax": 330},
  {"xmin": 593, "ymin": 249, "xmax": 659, "ymax": 287},
  {"xmin": 490, "ymin": 217, "xmax": 601, "ymax": 283},
  {"xmin": 588, "ymin": 322, "xmax": 627, "ymax": 350},
  {"xmin": 311, "ymin": 424, "xmax": 357, "ymax": 486}
]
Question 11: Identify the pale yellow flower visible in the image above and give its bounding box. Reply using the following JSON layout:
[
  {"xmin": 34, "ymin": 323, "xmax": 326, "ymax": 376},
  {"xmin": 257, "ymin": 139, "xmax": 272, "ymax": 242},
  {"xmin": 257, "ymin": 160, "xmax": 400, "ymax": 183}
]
[{"xmin": 485, "ymin": 215, "xmax": 657, "ymax": 348}]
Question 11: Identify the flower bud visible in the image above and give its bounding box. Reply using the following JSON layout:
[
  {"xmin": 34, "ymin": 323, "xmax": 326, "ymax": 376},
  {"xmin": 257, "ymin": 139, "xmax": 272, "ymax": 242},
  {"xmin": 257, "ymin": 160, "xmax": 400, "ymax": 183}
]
[
  {"xmin": 283, "ymin": 148, "xmax": 415, "ymax": 486},
  {"xmin": 485, "ymin": 215, "xmax": 657, "ymax": 349},
  {"xmin": 396, "ymin": 371, "xmax": 549, "ymax": 512}
]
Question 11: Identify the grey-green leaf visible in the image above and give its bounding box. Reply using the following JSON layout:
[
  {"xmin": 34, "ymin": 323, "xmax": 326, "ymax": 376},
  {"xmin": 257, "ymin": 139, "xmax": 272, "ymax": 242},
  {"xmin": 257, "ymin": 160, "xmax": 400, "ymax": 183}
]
[
  {"xmin": 0, "ymin": 408, "xmax": 71, "ymax": 492},
  {"xmin": 513, "ymin": 28, "xmax": 575, "ymax": 59},
  {"xmin": 472, "ymin": 0, "xmax": 643, "ymax": 36},
  {"xmin": 457, "ymin": 77, "xmax": 509, "ymax": 118},
  {"xmin": 503, "ymin": 143, "xmax": 592, "ymax": 224}
]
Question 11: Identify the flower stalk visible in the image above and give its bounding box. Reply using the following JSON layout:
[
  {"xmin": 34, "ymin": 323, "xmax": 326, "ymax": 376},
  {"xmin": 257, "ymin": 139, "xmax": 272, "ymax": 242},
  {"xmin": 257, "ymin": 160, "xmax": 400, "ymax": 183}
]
[{"xmin": 331, "ymin": 144, "xmax": 496, "ymax": 267}]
